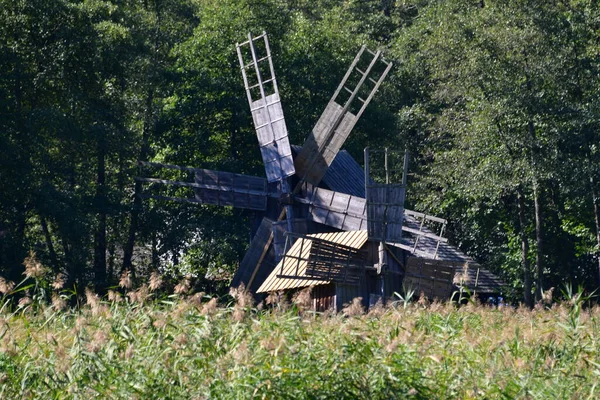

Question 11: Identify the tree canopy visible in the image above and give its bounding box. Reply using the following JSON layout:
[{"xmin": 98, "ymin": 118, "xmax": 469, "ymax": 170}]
[{"xmin": 1, "ymin": 0, "xmax": 599, "ymax": 303}]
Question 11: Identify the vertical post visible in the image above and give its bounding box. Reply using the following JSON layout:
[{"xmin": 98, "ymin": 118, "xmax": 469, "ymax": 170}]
[
  {"xmin": 402, "ymin": 149, "xmax": 409, "ymax": 185},
  {"xmin": 384, "ymin": 148, "xmax": 389, "ymax": 184},
  {"xmin": 364, "ymin": 147, "xmax": 370, "ymax": 195}
]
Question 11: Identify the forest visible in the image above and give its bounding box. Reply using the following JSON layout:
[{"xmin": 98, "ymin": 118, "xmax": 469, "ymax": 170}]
[{"xmin": 1, "ymin": 0, "xmax": 600, "ymax": 306}]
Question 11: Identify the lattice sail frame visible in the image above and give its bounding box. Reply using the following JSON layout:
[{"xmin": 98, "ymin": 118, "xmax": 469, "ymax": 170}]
[
  {"xmin": 236, "ymin": 32, "xmax": 295, "ymax": 184},
  {"xmin": 295, "ymin": 47, "xmax": 393, "ymax": 187}
]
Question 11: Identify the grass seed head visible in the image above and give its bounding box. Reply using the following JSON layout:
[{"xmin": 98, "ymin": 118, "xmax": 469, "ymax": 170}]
[
  {"xmin": 149, "ymin": 271, "xmax": 163, "ymax": 291},
  {"xmin": 135, "ymin": 285, "xmax": 150, "ymax": 303},
  {"xmin": 0, "ymin": 277, "xmax": 14, "ymax": 295},
  {"xmin": 108, "ymin": 290, "xmax": 123, "ymax": 303},
  {"xmin": 342, "ymin": 297, "xmax": 364, "ymax": 317},
  {"xmin": 85, "ymin": 287, "xmax": 106, "ymax": 315},
  {"xmin": 152, "ymin": 317, "xmax": 167, "ymax": 329},
  {"xmin": 417, "ymin": 292, "xmax": 430, "ymax": 307},
  {"xmin": 174, "ymin": 277, "xmax": 192, "ymax": 295},
  {"xmin": 124, "ymin": 343, "xmax": 135, "ymax": 360},
  {"xmin": 201, "ymin": 297, "xmax": 218, "ymax": 316},
  {"xmin": 367, "ymin": 299, "xmax": 385, "ymax": 318},
  {"xmin": 52, "ymin": 273, "xmax": 67, "ymax": 290},
  {"xmin": 87, "ymin": 329, "xmax": 109, "ymax": 353},
  {"xmin": 175, "ymin": 333, "xmax": 188, "ymax": 346},
  {"xmin": 232, "ymin": 305, "xmax": 246, "ymax": 322},
  {"xmin": 265, "ymin": 290, "xmax": 287, "ymax": 311},
  {"xmin": 188, "ymin": 292, "xmax": 205, "ymax": 307},
  {"xmin": 18, "ymin": 295, "xmax": 32, "ymax": 307},
  {"xmin": 230, "ymin": 284, "xmax": 254, "ymax": 308},
  {"xmin": 119, "ymin": 269, "xmax": 133, "ymax": 289},
  {"xmin": 51, "ymin": 293, "xmax": 67, "ymax": 311},
  {"xmin": 292, "ymin": 287, "xmax": 313, "ymax": 310},
  {"xmin": 23, "ymin": 251, "xmax": 47, "ymax": 279},
  {"xmin": 85, "ymin": 287, "xmax": 100, "ymax": 308}
]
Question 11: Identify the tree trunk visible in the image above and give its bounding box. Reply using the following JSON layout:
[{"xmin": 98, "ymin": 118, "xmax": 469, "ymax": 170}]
[
  {"xmin": 517, "ymin": 187, "xmax": 533, "ymax": 307},
  {"xmin": 591, "ymin": 176, "xmax": 600, "ymax": 286},
  {"xmin": 123, "ymin": 1, "xmax": 162, "ymax": 276},
  {"xmin": 122, "ymin": 87, "xmax": 153, "ymax": 276},
  {"xmin": 151, "ymin": 231, "xmax": 159, "ymax": 270},
  {"xmin": 526, "ymin": 106, "xmax": 544, "ymax": 302},
  {"xmin": 40, "ymin": 216, "xmax": 59, "ymax": 273},
  {"xmin": 93, "ymin": 132, "xmax": 107, "ymax": 290},
  {"xmin": 533, "ymin": 179, "xmax": 544, "ymax": 302}
]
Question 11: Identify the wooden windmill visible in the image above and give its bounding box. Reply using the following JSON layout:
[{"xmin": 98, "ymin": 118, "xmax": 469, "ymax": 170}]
[
  {"xmin": 137, "ymin": 32, "xmax": 392, "ymax": 288},
  {"xmin": 137, "ymin": 32, "xmax": 505, "ymax": 302}
]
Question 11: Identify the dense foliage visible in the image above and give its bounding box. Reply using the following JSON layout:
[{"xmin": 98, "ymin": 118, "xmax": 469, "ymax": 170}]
[{"xmin": 1, "ymin": 0, "xmax": 600, "ymax": 304}]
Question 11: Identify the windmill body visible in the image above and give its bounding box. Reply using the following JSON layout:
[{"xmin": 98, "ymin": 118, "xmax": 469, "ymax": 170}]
[{"xmin": 137, "ymin": 32, "xmax": 505, "ymax": 306}]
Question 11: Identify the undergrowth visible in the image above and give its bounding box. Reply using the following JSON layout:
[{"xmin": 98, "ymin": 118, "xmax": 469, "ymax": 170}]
[{"xmin": 0, "ymin": 258, "xmax": 599, "ymax": 399}]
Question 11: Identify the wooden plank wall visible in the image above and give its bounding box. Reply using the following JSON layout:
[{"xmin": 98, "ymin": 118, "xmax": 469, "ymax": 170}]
[
  {"xmin": 312, "ymin": 283, "xmax": 336, "ymax": 312},
  {"xmin": 366, "ymin": 184, "xmax": 405, "ymax": 243},
  {"xmin": 403, "ymin": 258, "xmax": 455, "ymax": 300}
]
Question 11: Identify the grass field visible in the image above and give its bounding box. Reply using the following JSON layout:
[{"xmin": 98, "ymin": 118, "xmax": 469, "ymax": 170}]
[{"xmin": 0, "ymin": 282, "xmax": 599, "ymax": 399}]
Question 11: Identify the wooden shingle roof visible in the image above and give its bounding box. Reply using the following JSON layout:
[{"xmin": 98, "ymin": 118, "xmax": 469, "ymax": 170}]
[{"xmin": 257, "ymin": 230, "xmax": 368, "ymax": 293}]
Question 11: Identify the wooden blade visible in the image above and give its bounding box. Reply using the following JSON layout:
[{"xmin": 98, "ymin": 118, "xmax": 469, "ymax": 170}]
[
  {"xmin": 237, "ymin": 32, "xmax": 295, "ymax": 183},
  {"xmin": 137, "ymin": 161, "xmax": 271, "ymax": 211},
  {"xmin": 299, "ymin": 186, "xmax": 368, "ymax": 231},
  {"xmin": 231, "ymin": 217, "xmax": 276, "ymax": 293},
  {"xmin": 295, "ymin": 47, "xmax": 392, "ymax": 186}
]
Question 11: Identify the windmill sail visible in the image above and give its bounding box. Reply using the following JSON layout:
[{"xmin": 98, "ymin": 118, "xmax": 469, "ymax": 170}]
[
  {"xmin": 295, "ymin": 47, "xmax": 392, "ymax": 187},
  {"xmin": 236, "ymin": 32, "xmax": 295, "ymax": 183},
  {"xmin": 136, "ymin": 161, "xmax": 271, "ymax": 211},
  {"xmin": 299, "ymin": 186, "xmax": 368, "ymax": 231}
]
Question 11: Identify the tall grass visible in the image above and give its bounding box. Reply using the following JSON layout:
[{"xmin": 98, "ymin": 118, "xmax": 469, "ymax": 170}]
[
  {"xmin": 0, "ymin": 256, "xmax": 598, "ymax": 399},
  {"xmin": 0, "ymin": 287, "xmax": 599, "ymax": 399}
]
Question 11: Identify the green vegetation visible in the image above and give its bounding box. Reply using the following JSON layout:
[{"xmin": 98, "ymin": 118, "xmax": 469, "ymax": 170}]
[
  {"xmin": 1, "ymin": 280, "xmax": 599, "ymax": 398},
  {"xmin": 1, "ymin": 0, "xmax": 600, "ymax": 303}
]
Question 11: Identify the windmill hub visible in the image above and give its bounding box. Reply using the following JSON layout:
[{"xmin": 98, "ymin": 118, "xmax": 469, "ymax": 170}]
[{"xmin": 279, "ymin": 192, "xmax": 294, "ymax": 206}]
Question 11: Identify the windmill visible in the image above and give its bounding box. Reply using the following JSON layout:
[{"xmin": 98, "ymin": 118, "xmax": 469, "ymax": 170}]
[
  {"xmin": 137, "ymin": 32, "xmax": 393, "ymax": 290},
  {"xmin": 136, "ymin": 32, "xmax": 504, "ymax": 302}
]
